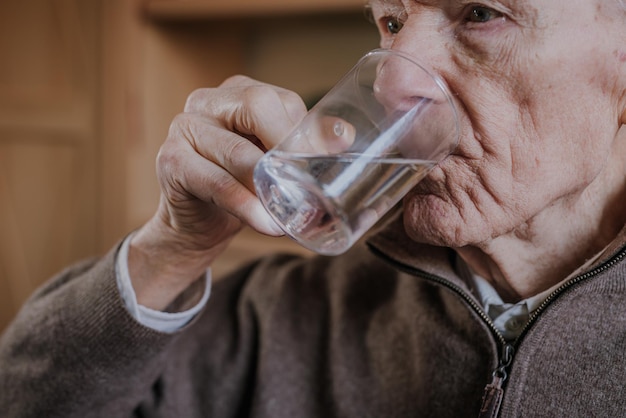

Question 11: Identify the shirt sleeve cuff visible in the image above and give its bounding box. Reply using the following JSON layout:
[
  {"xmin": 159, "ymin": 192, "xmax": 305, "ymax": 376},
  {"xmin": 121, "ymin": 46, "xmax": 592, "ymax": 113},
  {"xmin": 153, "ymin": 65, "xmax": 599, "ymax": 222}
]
[{"xmin": 115, "ymin": 233, "xmax": 211, "ymax": 333}]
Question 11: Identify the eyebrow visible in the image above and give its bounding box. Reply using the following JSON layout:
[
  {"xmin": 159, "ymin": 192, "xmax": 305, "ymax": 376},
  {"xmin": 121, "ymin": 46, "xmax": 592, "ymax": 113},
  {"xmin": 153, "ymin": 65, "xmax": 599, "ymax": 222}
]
[
  {"xmin": 367, "ymin": 0, "xmax": 401, "ymax": 6},
  {"xmin": 367, "ymin": 0, "xmax": 404, "ymax": 9},
  {"xmin": 366, "ymin": 0, "xmax": 408, "ymax": 17}
]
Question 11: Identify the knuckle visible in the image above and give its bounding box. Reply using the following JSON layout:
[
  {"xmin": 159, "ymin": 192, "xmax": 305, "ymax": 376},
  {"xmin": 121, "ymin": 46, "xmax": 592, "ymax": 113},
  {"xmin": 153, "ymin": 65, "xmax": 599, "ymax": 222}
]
[
  {"xmin": 211, "ymin": 174, "xmax": 238, "ymax": 196},
  {"xmin": 155, "ymin": 140, "xmax": 180, "ymax": 175},
  {"xmin": 158, "ymin": 115, "xmax": 194, "ymax": 170},
  {"xmin": 282, "ymin": 91, "xmax": 307, "ymax": 118},
  {"xmin": 184, "ymin": 88, "xmax": 211, "ymax": 112},
  {"xmin": 221, "ymin": 137, "xmax": 252, "ymax": 168},
  {"xmin": 282, "ymin": 89, "xmax": 303, "ymax": 105},
  {"xmin": 242, "ymin": 84, "xmax": 279, "ymax": 108},
  {"xmin": 170, "ymin": 112, "xmax": 193, "ymax": 129},
  {"xmin": 220, "ymin": 74, "xmax": 253, "ymax": 87},
  {"xmin": 168, "ymin": 113, "xmax": 196, "ymax": 141}
]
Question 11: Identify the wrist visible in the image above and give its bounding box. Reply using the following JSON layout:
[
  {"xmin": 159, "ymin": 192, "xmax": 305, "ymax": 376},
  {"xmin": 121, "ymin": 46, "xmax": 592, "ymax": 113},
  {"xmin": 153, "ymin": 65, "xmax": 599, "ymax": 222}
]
[{"xmin": 128, "ymin": 218, "xmax": 229, "ymax": 310}]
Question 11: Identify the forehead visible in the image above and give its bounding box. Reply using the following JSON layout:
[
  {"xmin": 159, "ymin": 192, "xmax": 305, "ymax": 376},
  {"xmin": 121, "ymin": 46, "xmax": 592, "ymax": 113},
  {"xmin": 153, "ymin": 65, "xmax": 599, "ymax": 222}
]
[
  {"xmin": 366, "ymin": 0, "xmax": 405, "ymax": 10},
  {"xmin": 366, "ymin": 0, "xmax": 546, "ymax": 29},
  {"xmin": 366, "ymin": 0, "xmax": 531, "ymax": 13},
  {"xmin": 365, "ymin": 0, "xmax": 626, "ymax": 30}
]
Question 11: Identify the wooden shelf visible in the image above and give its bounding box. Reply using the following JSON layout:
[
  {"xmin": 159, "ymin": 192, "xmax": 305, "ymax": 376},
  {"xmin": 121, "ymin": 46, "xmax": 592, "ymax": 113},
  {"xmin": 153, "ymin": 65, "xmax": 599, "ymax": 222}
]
[{"xmin": 145, "ymin": 0, "xmax": 367, "ymax": 20}]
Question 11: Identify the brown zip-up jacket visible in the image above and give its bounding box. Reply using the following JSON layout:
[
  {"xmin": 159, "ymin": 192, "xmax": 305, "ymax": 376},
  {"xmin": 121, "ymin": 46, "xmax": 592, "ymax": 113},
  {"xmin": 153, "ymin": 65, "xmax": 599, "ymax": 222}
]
[{"xmin": 0, "ymin": 220, "xmax": 625, "ymax": 418}]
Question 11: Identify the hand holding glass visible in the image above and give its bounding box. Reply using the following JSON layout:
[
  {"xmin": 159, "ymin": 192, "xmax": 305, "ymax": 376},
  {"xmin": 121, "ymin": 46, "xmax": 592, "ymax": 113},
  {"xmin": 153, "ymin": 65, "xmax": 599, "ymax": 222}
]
[{"xmin": 254, "ymin": 49, "xmax": 459, "ymax": 255}]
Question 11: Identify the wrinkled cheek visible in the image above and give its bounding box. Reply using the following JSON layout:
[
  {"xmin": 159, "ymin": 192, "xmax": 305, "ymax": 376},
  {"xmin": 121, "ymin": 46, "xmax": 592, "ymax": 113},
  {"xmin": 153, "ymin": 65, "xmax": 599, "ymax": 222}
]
[
  {"xmin": 401, "ymin": 191, "xmax": 462, "ymax": 245},
  {"xmin": 535, "ymin": 126, "xmax": 612, "ymax": 197}
]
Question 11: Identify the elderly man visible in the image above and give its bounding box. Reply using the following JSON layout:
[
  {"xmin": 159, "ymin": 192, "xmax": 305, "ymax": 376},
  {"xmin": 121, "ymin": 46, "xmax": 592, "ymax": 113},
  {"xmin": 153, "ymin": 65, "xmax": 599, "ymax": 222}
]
[{"xmin": 1, "ymin": 0, "xmax": 625, "ymax": 417}]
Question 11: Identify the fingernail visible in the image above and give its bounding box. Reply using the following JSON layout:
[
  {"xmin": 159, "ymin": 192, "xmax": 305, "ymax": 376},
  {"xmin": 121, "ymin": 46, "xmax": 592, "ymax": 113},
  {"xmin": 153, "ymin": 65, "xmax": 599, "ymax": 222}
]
[{"xmin": 267, "ymin": 219, "xmax": 285, "ymax": 236}]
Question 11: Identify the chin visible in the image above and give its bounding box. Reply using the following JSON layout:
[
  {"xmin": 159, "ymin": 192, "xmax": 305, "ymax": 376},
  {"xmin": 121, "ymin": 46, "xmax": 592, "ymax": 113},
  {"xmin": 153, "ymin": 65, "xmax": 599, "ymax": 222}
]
[{"xmin": 402, "ymin": 192, "xmax": 455, "ymax": 247}]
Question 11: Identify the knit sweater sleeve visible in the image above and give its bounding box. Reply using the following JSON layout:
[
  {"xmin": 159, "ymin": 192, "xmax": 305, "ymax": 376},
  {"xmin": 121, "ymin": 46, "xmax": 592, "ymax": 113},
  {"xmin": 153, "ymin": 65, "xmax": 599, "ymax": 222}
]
[{"xmin": 0, "ymin": 242, "xmax": 181, "ymax": 418}]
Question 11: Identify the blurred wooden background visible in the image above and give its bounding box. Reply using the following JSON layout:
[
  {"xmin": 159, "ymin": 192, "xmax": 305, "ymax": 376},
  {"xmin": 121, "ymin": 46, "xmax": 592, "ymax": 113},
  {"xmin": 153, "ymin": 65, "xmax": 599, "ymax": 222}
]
[{"xmin": 0, "ymin": 0, "xmax": 378, "ymax": 331}]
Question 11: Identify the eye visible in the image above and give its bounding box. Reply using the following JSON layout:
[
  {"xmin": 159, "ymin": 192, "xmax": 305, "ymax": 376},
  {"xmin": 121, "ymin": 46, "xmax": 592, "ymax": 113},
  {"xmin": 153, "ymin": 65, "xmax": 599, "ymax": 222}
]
[
  {"xmin": 385, "ymin": 17, "xmax": 404, "ymax": 35},
  {"xmin": 464, "ymin": 5, "xmax": 504, "ymax": 24}
]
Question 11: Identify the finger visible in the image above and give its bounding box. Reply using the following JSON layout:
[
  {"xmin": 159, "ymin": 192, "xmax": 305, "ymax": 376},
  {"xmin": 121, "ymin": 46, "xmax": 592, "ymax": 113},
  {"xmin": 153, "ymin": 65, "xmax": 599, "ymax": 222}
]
[
  {"xmin": 308, "ymin": 116, "xmax": 357, "ymax": 154},
  {"xmin": 223, "ymin": 84, "xmax": 306, "ymax": 149},
  {"xmin": 174, "ymin": 112, "xmax": 265, "ymax": 193},
  {"xmin": 193, "ymin": 156, "xmax": 283, "ymax": 236},
  {"xmin": 185, "ymin": 79, "xmax": 307, "ymax": 150},
  {"xmin": 219, "ymin": 74, "xmax": 307, "ymax": 123},
  {"xmin": 157, "ymin": 135, "xmax": 283, "ymax": 236}
]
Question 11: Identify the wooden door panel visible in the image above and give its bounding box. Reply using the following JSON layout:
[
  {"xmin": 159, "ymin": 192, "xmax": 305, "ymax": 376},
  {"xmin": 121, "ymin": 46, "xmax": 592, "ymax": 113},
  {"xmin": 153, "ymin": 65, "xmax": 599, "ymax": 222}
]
[{"xmin": 0, "ymin": 0, "xmax": 99, "ymax": 331}]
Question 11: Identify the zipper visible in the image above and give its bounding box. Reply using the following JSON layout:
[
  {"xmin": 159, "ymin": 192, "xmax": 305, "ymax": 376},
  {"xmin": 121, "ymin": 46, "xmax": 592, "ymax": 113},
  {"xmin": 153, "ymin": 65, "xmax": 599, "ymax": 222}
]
[
  {"xmin": 368, "ymin": 243, "xmax": 626, "ymax": 417},
  {"xmin": 478, "ymin": 343, "xmax": 513, "ymax": 418},
  {"xmin": 514, "ymin": 245, "xmax": 626, "ymax": 344}
]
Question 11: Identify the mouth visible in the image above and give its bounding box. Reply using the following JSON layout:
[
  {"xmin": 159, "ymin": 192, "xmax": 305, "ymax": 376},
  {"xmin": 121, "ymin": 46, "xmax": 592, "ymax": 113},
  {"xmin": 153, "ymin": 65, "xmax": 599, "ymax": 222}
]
[
  {"xmin": 407, "ymin": 150, "xmax": 461, "ymax": 198},
  {"xmin": 407, "ymin": 170, "xmax": 445, "ymax": 197}
]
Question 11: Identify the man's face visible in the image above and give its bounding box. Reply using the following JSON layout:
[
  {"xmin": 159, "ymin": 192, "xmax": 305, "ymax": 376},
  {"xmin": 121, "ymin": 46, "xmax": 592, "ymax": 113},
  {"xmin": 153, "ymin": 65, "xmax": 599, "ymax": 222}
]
[{"xmin": 368, "ymin": 0, "xmax": 626, "ymax": 247}]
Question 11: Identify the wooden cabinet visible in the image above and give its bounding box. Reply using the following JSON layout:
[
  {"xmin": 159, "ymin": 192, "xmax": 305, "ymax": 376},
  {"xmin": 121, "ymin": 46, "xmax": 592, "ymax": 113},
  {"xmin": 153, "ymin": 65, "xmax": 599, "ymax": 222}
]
[
  {"xmin": 0, "ymin": 1, "xmax": 100, "ymax": 330},
  {"xmin": 0, "ymin": 0, "xmax": 378, "ymax": 331},
  {"xmin": 145, "ymin": 0, "xmax": 366, "ymax": 19}
]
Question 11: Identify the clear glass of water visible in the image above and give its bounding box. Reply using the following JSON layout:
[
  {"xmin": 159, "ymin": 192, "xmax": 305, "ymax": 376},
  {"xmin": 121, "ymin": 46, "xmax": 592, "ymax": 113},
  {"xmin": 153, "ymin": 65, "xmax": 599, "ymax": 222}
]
[{"xmin": 254, "ymin": 49, "xmax": 459, "ymax": 255}]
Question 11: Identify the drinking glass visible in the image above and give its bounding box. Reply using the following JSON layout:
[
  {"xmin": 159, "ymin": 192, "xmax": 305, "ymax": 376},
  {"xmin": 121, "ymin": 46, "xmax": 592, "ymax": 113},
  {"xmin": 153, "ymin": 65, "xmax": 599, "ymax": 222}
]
[{"xmin": 253, "ymin": 49, "xmax": 459, "ymax": 255}]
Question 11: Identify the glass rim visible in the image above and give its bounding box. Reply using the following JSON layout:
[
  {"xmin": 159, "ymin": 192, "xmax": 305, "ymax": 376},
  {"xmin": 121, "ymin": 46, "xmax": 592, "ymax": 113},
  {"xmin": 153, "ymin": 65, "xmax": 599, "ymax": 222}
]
[{"xmin": 359, "ymin": 48, "xmax": 460, "ymax": 153}]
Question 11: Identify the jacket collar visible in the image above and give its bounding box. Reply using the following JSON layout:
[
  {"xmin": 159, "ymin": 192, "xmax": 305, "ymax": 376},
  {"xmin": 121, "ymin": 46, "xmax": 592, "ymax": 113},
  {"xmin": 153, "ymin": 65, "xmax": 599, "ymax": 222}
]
[
  {"xmin": 365, "ymin": 212, "xmax": 473, "ymax": 295},
  {"xmin": 596, "ymin": 223, "xmax": 626, "ymax": 265},
  {"xmin": 366, "ymin": 211, "xmax": 626, "ymax": 291},
  {"xmin": 570, "ymin": 222, "xmax": 626, "ymax": 277}
]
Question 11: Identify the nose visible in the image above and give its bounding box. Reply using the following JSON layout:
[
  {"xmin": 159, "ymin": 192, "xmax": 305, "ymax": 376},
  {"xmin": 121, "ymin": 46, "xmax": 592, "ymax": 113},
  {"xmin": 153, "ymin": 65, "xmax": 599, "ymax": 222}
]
[
  {"xmin": 367, "ymin": 49, "xmax": 459, "ymax": 162},
  {"xmin": 373, "ymin": 11, "xmax": 451, "ymax": 111},
  {"xmin": 372, "ymin": 53, "xmax": 447, "ymax": 112}
]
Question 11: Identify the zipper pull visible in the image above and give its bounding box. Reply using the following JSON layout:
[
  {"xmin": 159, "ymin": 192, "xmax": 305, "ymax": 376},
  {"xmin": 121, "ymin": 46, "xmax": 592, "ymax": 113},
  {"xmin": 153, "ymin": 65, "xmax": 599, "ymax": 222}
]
[{"xmin": 478, "ymin": 344, "xmax": 514, "ymax": 418}]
